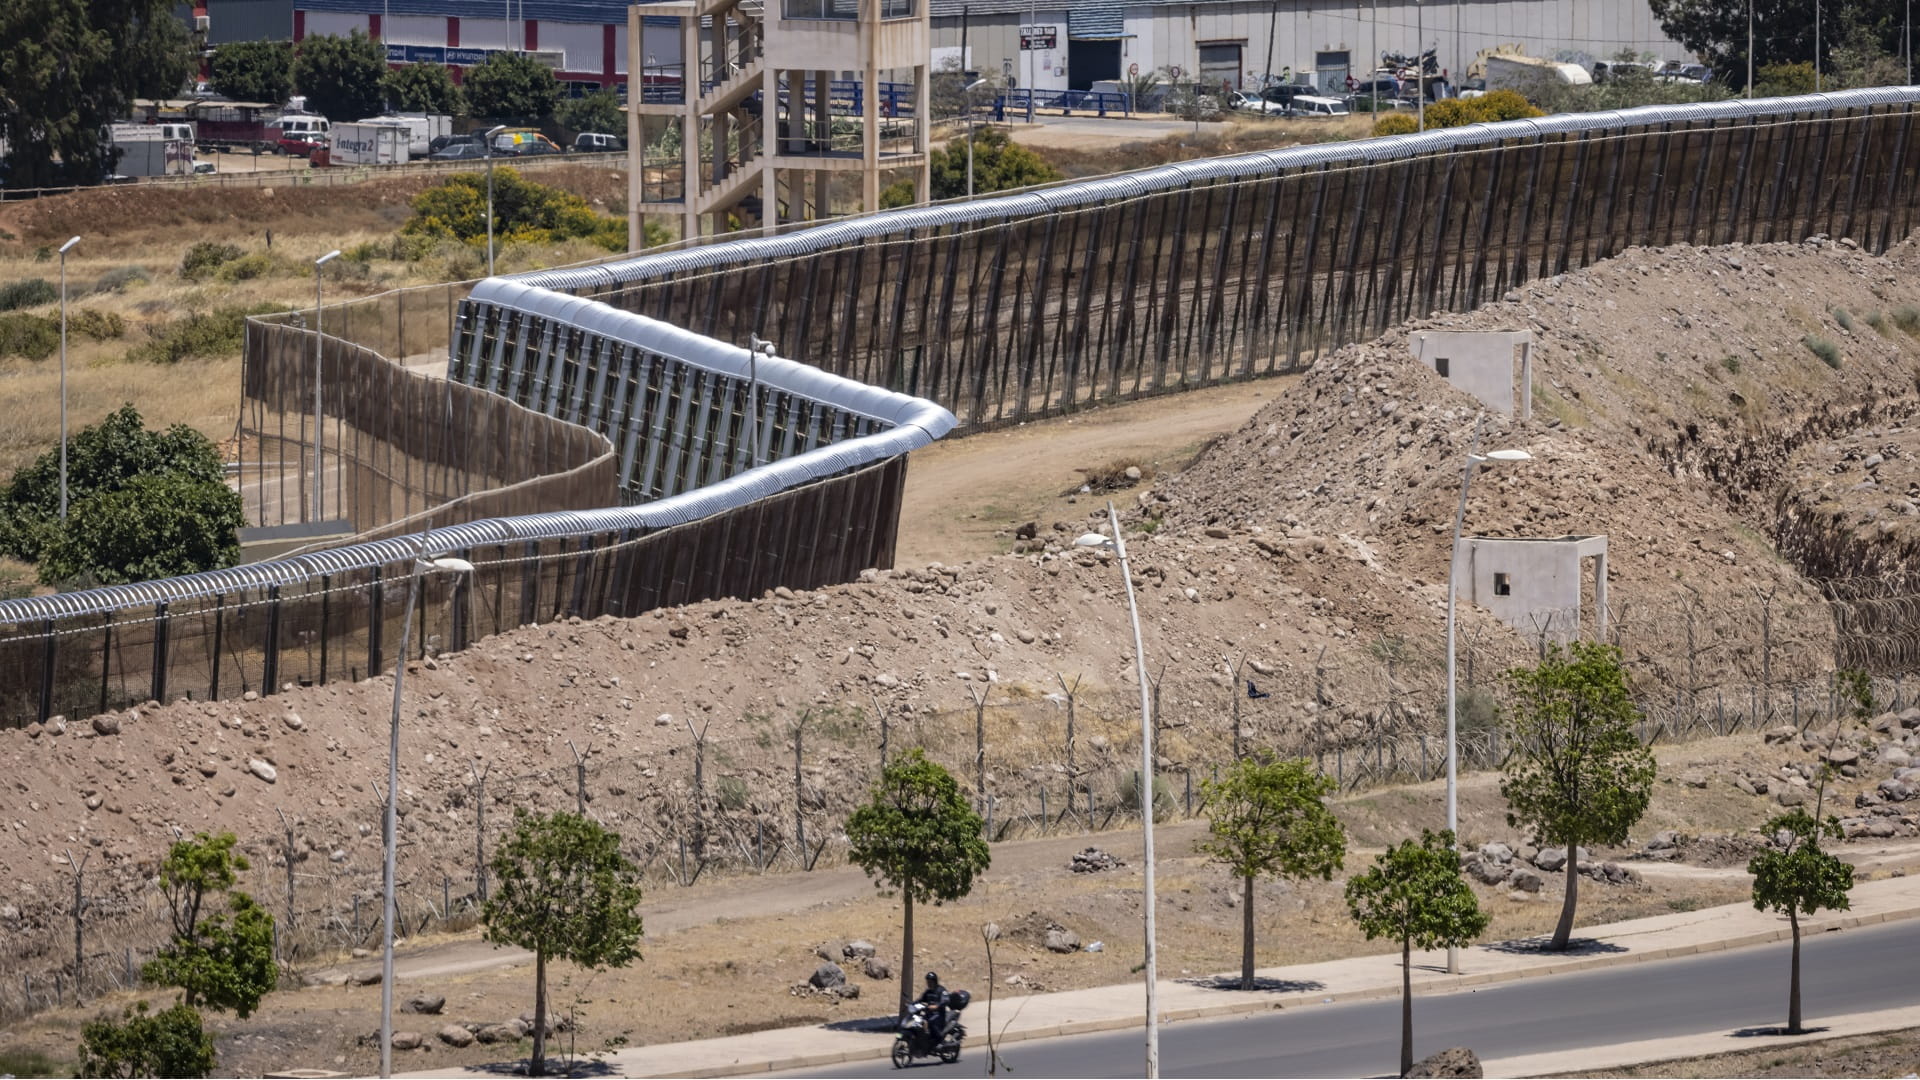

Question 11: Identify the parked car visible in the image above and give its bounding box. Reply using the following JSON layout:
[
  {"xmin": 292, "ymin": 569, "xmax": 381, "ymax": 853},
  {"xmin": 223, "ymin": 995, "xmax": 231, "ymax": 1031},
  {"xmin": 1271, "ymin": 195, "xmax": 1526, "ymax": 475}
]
[
  {"xmin": 492, "ymin": 130, "xmax": 563, "ymax": 156},
  {"xmin": 572, "ymin": 132, "xmax": 626, "ymax": 152},
  {"xmin": 1293, "ymin": 95, "xmax": 1352, "ymax": 117},
  {"xmin": 428, "ymin": 133, "xmax": 483, "ymax": 156},
  {"xmin": 1348, "ymin": 76, "xmax": 1402, "ymax": 101},
  {"xmin": 278, "ymin": 131, "xmax": 328, "ymax": 157},
  {"xmin": 429, "ymin": 141, "xmax": 489, "ymax": 161},
  {"xmin": 1229, "ymin": 90, "xmax": 1279, "ymax": 113},
  {"xmin": 192, "ymin": 160, "xmax": 216, "ymax": 174},
  {"xmin": 1655, "ymin": 61, "xmax": 1714, "ymax": 84}
]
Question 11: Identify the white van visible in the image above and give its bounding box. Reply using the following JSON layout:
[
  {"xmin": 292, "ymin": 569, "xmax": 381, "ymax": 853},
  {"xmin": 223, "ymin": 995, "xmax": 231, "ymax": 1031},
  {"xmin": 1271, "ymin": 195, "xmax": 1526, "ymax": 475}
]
[
  {"xmin": 111, "ymin": 121, "xmax": 195, "ymax": 143},
  {"xmin": 1293, "ymin": 95, "xmax": 1351, "ymax": 117}
]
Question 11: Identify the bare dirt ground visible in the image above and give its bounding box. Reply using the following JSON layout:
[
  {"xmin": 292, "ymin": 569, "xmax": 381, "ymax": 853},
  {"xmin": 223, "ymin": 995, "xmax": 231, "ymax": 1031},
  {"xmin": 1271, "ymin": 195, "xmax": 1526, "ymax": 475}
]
[
  {"xmin": 8, "ymin": 737, "xmax": 1914, "ymax": 1078},
  {"xmin": 1555, "ymin": 1026, "xmax": 1920, "ymax": 1078},
  {"xmin": 896, "ymin": 379, "xmax": 1283, "ymax": 565}
]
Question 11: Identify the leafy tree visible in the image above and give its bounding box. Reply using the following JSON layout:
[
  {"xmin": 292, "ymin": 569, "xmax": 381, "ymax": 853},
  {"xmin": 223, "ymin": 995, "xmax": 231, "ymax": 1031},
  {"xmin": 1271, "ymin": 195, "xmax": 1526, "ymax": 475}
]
[
  {"xmin": 0, "ymin": 0, "xmax": 194, "ymax": 188},
  {"xmin": 1748, "ymin": 810, "xmax": 1854, "ymax": 1033},
  {"xmin": 211, "ymin": 40, "xmax": 294, "ymax": 106},
  {"xmin": 79, "ymin": 999, "xmax": 217, "ymax": 1078},
  {"xmin": 846, "ymin": 749, "xmax": 991, "ymax": 1019},
  {"xmin": 292, "ymin": 30, "xmax": 387, "ymax": 120},
  {"xmin": 1345, "ymin": 830, "xmax": 1491, "ymax": 1078},
  {"xmin": 1650, "ymin": 0, "xmax": 1906, "ymax": 92},
  {"xmin": 0, "ymin": 404, "xmax": 244, "ymax": 584},
  {"xmin": 483, "ymin": 811, "xmax": 644, "ymax": 1077},
  {"xmin": 463, "ymin": 51, "xmax": 561, "ymax": 120},
  {"xmin": 556, "ymin": 90, "xmax": 624, "ymax": 136},
  {"xmin": 142, "ymin": 832, "xmax": 277, "ymax": 1020},
  {"xmin": 1200, "ymin": 754, "xmax": 1347, "ymax": 990},
  {"xmin": 383, "ymin": 61, "xmax": 465, "ymax": 115},
  {"xmin": 41, "ymin": 469, "xmax": 247, "ymax": 586},
  {"xmin": 1500, "ymin": 641, "xmax": 1656, "ymax": 950},
  {"xmin": 893, "ymin": 128, "xmax": 1062, "ymax": 206},
  {"xmin": 404, "ymin": 167, "xmax": 627, "ymax": 251}
]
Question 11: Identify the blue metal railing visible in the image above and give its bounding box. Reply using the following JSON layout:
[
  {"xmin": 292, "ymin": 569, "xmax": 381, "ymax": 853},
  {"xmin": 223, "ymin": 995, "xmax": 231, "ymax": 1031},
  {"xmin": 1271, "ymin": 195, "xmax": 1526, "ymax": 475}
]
[{"xmin": 994, "ymin": 89, "xmax": 1136, "ymax": 118}]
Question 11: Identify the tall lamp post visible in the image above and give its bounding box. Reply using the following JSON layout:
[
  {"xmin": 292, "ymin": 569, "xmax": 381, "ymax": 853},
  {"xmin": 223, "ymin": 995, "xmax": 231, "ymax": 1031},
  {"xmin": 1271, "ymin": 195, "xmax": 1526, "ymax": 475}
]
[
  {"xmin": 57, "ymin": 236, "xmax": 80, "ymax": 522},
  {"xmin": 312, "ymin": 249, "xmax": 341, "ymax": 525},
  {"xmin": 484, "ymin": 124, "xmax": 509, "ymax": 276},
  {"xmin": 1444, "ymin": 415, "xmax": 1531, "ymax": 975},
  {"xmin": 379, "ymin": 550, "xmax": 476, "ymax": 1078},
  {"xmin": 1075, "ymin": 506, "xmax": 1159, "ymax": 1078},
  {"xmin": 962, "ymin": 77, "xmax": 988, "ymax": 198},
  {"xmin": 1025, "ymin": 0, "xmax": 1037, "ymax": 124}
]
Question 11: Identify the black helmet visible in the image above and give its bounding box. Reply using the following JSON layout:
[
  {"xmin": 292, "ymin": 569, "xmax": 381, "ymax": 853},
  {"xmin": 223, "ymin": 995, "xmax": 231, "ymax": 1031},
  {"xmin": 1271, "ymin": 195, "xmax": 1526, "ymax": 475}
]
[{"xmin": 924, "ymin": 971, "xmax": 939, "ymax": 984}]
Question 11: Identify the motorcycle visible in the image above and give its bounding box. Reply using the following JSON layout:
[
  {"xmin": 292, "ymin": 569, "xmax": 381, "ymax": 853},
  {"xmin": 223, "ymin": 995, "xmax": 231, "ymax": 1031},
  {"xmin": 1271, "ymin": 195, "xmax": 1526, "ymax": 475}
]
[{"xmin": 891, "ymin": 989, "xmax": 971, "ymax": 1068}]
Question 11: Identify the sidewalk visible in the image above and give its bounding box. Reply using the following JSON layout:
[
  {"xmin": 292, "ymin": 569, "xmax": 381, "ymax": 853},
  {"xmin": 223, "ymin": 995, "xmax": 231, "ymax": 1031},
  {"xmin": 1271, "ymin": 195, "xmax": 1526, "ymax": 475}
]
[{"xmin": 404, "ymin": 875, "xmax": 1920, "ymax": 1079}]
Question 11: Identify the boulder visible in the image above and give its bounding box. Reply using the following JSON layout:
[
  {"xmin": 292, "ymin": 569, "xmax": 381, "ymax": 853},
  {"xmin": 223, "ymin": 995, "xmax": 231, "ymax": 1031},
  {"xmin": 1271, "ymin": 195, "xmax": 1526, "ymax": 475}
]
[
  {"xmin": 1764, "ymin": 726, "xmax": 1799, "ymax": 745},
  {"xmin": 1646, "ymin": 830, "xmax": 1679, "ymax": 852},
  {"xmin": 1478, "ymin": 843, "xmax": 1514, "ymax": 865},
  {"xmin": 815, "ymin": 941, "xmax": 844, "ymax": 962},
  {"xmin": 1883, "ymin": 748, "xmax": 1913, "ymax": 770},
  {"xmin": 809, "ymin": 962, "xmax": 847, "ymax": 990},
  {"xmin": 351, "ymin": 969, "xmax": 383, "ymax": 987},
  {"xmin": 91, "ymin": 714, "xmax": 121, "ymax": 736},
  {"xmin": 842, "ymin": 940, "xmax": 877, "ymax": 959},
  {"xmin": 437, "ymin": 1025, "xmax": 474, "ymax": 1048},
  {"xmin": 475, "ymin": 1024, "xmax": 522, "ymax": 1045},
  {"xmin": 1900, "ymin": 707, "xmax": 1920, "ymax": 727},
  {"xmin": 1407, "ymin": 1047, "xmax": 1484, "ymax": 1078},
  {"xmin": 402, "ymin": 993, "xmax": 446, "ymax": 1015},
  {"xmin": 1533, "ymin": 846, "xmax": 1586, "ymax": 872},
  {"xmin": 1044, "ymin": 926, "xmax": 1082, "ymax": 953},
  {"xmin": 390, "ymin": 1032, "xmax": 424, "ymax": 1051},
  {"xmin": 1466, "ymin": 858, "xmax": 1511, "ymax": 886},
  {"xmin": 1775, "ymin": 787, "xmax": 1807, "ymax": 807},
  {"xmin": 862, "ymin": 956, "xmax": 894, "ymax": 980},
  {"xmin": 247, "ymin": 758, "xmax": 277, "ymax": 784},
  {"xmin": 1509, "ymin": 869, "xmax": 1543, "ymax": 893},
  {"xmin": 1878, "ymin": 779, "xmax": 1913, "ymax": 803},
  {"xmin": 1823, "ymin": 747, "xmax": 1861, "ymax": 767}
]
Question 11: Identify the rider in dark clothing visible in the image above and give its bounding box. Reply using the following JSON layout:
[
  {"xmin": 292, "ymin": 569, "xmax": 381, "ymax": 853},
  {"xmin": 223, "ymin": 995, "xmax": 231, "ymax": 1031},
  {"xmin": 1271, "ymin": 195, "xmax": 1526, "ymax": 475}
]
[{"xmin": 919, "ymin": 971, "xmax": 950, "ymax": 1038}]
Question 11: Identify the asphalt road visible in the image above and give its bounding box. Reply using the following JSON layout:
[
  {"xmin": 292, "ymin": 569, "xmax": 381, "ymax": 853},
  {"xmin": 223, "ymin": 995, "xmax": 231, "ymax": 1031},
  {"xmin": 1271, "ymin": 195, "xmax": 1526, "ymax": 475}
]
[{"xmin": 782, "ymin": 919, "xmax": 1920, "ymax": 1078}]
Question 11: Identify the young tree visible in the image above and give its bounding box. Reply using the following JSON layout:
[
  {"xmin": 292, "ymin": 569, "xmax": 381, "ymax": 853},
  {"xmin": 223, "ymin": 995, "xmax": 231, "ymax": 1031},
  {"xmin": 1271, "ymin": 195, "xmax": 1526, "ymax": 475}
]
[
  {"xmin": 483, "ymin": 811, "xmax": 644, "ymax": 1077},
  {"xmin": 0, "ymin": 404, "xmax": 245, "ymax": 585},
  {"xmin": 0, "ymin": 0, "xmax": 193, "ymax": 188},
  {"xmin": 211, "ymin": 40, "xmax": 294, "ymax": 105},
  {"xmin": 1345, "ymin": 830, "xmax": 1490, "ymax": 1078},
  {"xmin": 1650, "ymin": 0, "xmax": 1905, "ymax": 92},
  {"xmin": 142, "ymin": 832, "xmax": 277, "ymax": 1019},
  {"xmin": 556, "ymin": 90, "xmax": 625, "ymax": 136},
  {"xmin": 1749, "ymin": 811, "xmax": 1854, "ymax": 1033},
  {"xmin": 1199, "ymin": 754, "xmax": 1347, "ymax": 990},
  {"xmin": 80, "ymin": 999, "xmax": 217, "ymax": 1078},
  {"xmin": 846, "ymin": 749, "xmax": 991, "ymax": 1020},
  {"xmin": 464, "ymin": 51, "xmax": 562, "ymax": 120},
  {"xmin": 1500, "ymin": 641, "xmax": 1655, "ymax": 951},
  {"xmin": 292, "ymin": 30, "xmax": 387, "ymax": 120},
  {"xmin": 383, "ymin": 61, "xmax": 464, "ymax": 115}
]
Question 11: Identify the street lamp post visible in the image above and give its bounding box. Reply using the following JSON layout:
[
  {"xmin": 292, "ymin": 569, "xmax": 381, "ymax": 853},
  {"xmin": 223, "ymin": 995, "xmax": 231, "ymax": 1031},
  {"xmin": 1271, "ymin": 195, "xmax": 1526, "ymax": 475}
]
[
  {"xmin": 312, "ymin": 249, "xmax": 341, "ymax": 525},
  {"xmin": 1444, "ymin": 415, "xmax": 1531, "ymax": 975},
  {"xmin": 379, "ymin": 551, "xmax": 476, "ymax": 1078},
  {"xmin": 1075, "ymin": 506, "xmax": 1159, "ymax": 1078},
  {"xmin": 962, "ymin": 77, "xmax": 988, "ymax": 198},
  {"xmin": 57, "ymin": 236, "xmax": 80, "ymax": 522},
  {"xmin": 1025, "ymin": 0, "xmax": 1037, "ymax": 124},
  {"xmin": 484, "ymin": 124, "xmax": 509, "ymax": 276}
]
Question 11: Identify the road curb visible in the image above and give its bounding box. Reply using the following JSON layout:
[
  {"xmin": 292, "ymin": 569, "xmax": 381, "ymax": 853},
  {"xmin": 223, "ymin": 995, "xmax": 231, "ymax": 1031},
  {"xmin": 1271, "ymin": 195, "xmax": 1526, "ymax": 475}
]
[{"xmin": 653, "ymin": 904, "xmax": 1920, "ymax": 1078}]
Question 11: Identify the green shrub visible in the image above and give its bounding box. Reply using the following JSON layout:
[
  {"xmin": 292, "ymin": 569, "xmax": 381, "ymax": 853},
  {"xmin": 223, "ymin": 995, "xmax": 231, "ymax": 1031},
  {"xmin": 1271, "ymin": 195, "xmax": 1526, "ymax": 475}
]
[
  {"xmin": 126, "ymin": 304, "xmax": 280, "ymax": 365},
  {"xmin": 0, "ymin": 312, "xmax": 58, "ymax": 360},
  {"xmin": 1119, "ymin": 770, "xmax": 1177, "ymax": 822},
  {"xmin": 0, "ymin": 277, "xmax": 57, "ymax": 312},
  {"xmin": 80, "ymin": 999, "xmax": 216, "ymax": 1078},
  {"xmin": 1866, "ymin": 309, "xmax": 1887, "ymax": 332},
  {"xmin": 1833, "ymin": 307, "xmax": 1855, "ymax": 332},
  {"xmin": 69, "ymin": 309, "xmax": 126, "ymax": 340},
  {"xmin": 214, "ymin": 252, "xmax": 277, "ymax": 283},
  {"xmin": 179, "ymin": 241, "xmax": 243, "ymax": 281},
  {"xmin": 1893, "ymin": 305, "xmax": 1920, "ymax": 334},
  {"xmin": 92, "ymin": 266, "xmax": 150, "ymax": 294},
  {"xmin": 716, "ymin": 775, "xmax": 750, "ymax": 811},
  {"xmin": 1373, "ymin": 112, "xmax": 1419, "ymax": 136},
  {"xmin": 1804, "ymin": 334, "xmax": 1841, "ymax": 368},
  {"xmin": 1720, "ymin": 354, "xmax": 1742, "ymax": 374}
]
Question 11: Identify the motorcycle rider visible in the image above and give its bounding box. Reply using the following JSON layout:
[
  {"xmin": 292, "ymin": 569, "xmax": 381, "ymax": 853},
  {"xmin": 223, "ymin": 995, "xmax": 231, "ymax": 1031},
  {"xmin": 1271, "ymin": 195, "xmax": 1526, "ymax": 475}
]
[{"xmin": 918, "ymin": 971, "xmax": 950, "ymax": 1040}]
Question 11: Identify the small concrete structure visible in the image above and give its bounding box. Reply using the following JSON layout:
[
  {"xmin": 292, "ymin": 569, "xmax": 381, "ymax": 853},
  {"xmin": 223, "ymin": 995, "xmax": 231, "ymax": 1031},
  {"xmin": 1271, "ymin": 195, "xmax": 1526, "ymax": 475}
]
[
  {"xmin": 1456, "ymin": 534, "xmax": 1607, "ymax": 643},
  {"xmin": 1411, "ymin": 330, "xmax": 1534, "ymax": 420}
]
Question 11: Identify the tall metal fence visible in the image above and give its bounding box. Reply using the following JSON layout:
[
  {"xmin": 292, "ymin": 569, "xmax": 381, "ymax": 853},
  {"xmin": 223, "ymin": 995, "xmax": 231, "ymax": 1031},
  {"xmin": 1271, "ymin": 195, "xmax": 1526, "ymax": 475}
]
[
  {"xmin": 496, "ymin": 88, "xmax": 1920, "ymax": 430},
  {"xmin": 239, "ymin": 320, "xmax": 620, "ymax": 541}
]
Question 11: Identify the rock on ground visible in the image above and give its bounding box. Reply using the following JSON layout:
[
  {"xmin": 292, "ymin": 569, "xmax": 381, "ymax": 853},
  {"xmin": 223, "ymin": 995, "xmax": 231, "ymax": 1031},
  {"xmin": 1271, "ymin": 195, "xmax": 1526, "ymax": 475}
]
[{"xmin": 1407, "ymin": 1047, "xmax": 1484, "ymax": 1078}]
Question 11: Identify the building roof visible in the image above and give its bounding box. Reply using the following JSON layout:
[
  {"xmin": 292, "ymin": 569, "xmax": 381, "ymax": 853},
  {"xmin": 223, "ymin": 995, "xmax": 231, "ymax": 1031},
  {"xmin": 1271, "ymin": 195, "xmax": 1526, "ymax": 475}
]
[{"xmin": 296, "ymin": 0, "xmax": 683, "ymax": 21}]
